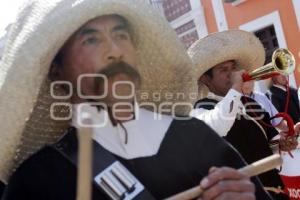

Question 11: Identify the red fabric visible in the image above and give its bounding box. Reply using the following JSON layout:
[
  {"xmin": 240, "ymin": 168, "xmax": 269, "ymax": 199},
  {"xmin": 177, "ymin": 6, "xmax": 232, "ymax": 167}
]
[
  {"xmin": 241, "ymin": 72, "xmax": 280, "ymax": 81},
  {"xmin": 242, "ymin": 72, "xmax": 252, "ymax": 81},
  {"xmin": 281, "ymin": 175, "xmax": 300, "ymax": 199}
]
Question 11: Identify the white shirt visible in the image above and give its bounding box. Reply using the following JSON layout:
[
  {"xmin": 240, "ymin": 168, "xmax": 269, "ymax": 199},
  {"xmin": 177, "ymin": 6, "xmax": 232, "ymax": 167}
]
[
  {"xmin": 72, "ymin": 103, "xmax": 173, "ymax": 159},
  {"xmin": 190, "ymin": 89, "xmax": 244, "ymax": 137},
  {"xmin": 273, "ymin": 84, "xmax": 287, "ymax": 92},
  {"xmin": 247, "ymin": 92, "xmax": 282, "ymax": 126}
]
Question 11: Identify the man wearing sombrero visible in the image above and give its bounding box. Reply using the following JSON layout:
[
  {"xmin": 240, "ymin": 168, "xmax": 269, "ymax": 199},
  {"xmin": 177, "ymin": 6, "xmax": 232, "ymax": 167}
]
[
  {"xmin": 188, "ymin": 30, "xmax": 298, "ymax": 200},
  {"xmin": 0, "ymin": 1, "xmax": 273, "ymax": 200}
]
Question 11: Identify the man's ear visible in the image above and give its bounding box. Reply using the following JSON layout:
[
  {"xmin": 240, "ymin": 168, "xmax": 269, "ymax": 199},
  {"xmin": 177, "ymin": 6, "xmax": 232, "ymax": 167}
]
[
  {"xmin": 198, "ymin": 75, "xmax": 211, "ymax": 87},
  {"xmin": 49, "ymin": 62, "xmax": 62, "ymax": 81}
]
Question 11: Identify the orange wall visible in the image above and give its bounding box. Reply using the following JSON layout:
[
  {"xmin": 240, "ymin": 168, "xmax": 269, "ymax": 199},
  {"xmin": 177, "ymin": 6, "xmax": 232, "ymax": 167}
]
[
  {"xmin": 202, "ymin": 0, "xmax": 218, "ymax": 33},
  {"xmin": 201, "ymin": 0, "xmax": 300, "ymax": 85}
]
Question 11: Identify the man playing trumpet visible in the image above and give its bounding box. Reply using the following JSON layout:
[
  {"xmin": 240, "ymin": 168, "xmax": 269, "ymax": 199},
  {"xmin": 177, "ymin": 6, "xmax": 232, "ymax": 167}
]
[{"xmin": 189, "ymin": 30, "xmax": 298, "ymax": 200}]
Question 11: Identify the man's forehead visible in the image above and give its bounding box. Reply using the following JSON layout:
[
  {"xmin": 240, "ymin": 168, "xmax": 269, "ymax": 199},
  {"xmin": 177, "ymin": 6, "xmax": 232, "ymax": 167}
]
[
  {"xmin": 57, "ymin": 14, "xmax": 133, "ymax": 58},
  {"xmin": 215, "ymin": 60, "xmax": 236, "ymax": 69}
]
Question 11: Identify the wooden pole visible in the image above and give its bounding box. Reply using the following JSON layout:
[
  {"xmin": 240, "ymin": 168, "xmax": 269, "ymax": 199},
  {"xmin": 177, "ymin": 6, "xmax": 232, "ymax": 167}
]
[
  {"xmin": 76, "ymin": 118, "xmax": 93, "ymax": 200},
  {"xmin": 165, "ymin": 154, "xmax": 282, "ymax": 200}
]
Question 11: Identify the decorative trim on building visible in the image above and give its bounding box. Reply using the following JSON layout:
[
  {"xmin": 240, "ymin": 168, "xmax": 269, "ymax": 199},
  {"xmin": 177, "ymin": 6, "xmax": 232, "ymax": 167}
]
[
  {"xmin": 169, "ymin": 0, "xmax": 208, "ymax": 39},
  {"xmin": 190, "ymin": 0, "xmax": 208, "ymax": 39},
  {"xmin": 212, "ymin": 0, "xmax": 228, "ymax": 31},
  {"xmin": 292, "ymin": 0, "xmax": 300, "ymax": 30},
  {"xmin": 148, "ymin": 0, "xmax": 165, "ymax": 18}
]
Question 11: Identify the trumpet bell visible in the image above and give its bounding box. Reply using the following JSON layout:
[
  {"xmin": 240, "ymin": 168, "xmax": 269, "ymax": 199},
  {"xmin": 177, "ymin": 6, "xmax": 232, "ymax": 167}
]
[
  {"xmin": 242, "ymin": 48, "xmax": 295, "ymax": 82},
  {"xmin": 273, "ymin": 48, "xmax": 295, "ymax": 75}
]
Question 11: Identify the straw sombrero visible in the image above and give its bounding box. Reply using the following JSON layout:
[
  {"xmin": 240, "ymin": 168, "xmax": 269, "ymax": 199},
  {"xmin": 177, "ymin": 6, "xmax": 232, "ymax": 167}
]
[
  {"xmin": 187, "ymin": 30, "xmax": 265, "ymax": 97},
  {"xmin": 0, "ymin": 0, "xmax": 197, "ymax": 182},
  {"xmin": 0, "ymin": 31, "xmax": 8, "ymax": 60}
]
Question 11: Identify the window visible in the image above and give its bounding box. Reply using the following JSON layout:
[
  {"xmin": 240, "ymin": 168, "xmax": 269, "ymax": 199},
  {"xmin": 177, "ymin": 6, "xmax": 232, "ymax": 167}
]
[
  {"xmin": 254, "ymin": 25, "xmax": 279, "ymax": 64},
  {"xmin": 180, "ymin": 30, "xmax": 199, "ymax": 49},
  {"xmin": 175, "ymin": 20, "xmax": 195, "ymax": 35},
  {"xmin": 162, "ymin": 0, "xmax": 191, "ymax": 21}
]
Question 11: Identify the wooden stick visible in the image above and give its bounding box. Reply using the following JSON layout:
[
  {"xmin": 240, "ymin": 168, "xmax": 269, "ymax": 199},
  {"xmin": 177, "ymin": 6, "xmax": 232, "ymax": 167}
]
[
  {"xmin": 76, "ymin": 118, "xmax": 93, "ymax": 200},
  {"xmin": 165, "ymin": 154, "xmax": 282, "ymax": 200},
  {"xmin": 239, "ymin": 154, "xmax": 282, "ymax": 176}
]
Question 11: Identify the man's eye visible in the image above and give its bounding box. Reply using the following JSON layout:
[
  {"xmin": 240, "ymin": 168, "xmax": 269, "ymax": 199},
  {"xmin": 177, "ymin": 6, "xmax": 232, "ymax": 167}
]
[
  {"xmin": 116, "ymin": 33, "xmax": 129, "ymax": 40},
  {"xmin": 83, "ymin": 37, "xmax": 99, "ymax": 45}
]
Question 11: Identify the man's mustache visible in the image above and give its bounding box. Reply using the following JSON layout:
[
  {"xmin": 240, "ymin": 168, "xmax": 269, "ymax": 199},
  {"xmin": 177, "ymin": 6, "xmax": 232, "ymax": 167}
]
[{"xmin": 94, "ymin": 61, "xmax": 141, "ymax": 93}]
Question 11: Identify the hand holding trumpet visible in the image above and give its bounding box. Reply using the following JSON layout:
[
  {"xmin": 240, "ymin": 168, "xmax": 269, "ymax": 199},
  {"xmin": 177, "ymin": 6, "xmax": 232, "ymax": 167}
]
[{"xmin": 231, "ymin": 70, "xmax": 245, "ymax": 93}]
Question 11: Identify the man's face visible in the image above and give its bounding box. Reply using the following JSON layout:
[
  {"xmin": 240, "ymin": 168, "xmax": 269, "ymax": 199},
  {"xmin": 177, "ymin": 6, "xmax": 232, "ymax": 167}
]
[
  {"xmin": 202, "ymin": 61, "xmax": 236, "ymax": 96},
  {"xmin": 56, "ymin": 15, "xmax": 138, "ymax": 105}
]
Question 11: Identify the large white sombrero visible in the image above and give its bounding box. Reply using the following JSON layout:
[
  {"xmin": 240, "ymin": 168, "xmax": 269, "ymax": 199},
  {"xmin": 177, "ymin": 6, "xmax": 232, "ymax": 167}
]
[
  {"xmin": 0, "ymin": 0, "xmax": 197, "ymax": 182},
  {"xmin": 0, "ymin": 24, "xmax": 12, "ymax": 58},
  {"xmin": 188, "ymin": 30, "xmax": 265, "ymax": 97}
]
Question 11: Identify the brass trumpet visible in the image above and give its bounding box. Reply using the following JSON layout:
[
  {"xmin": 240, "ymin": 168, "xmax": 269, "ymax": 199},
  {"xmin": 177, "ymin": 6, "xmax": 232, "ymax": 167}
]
[{"xmin": 242, "ymin": 48, "xmax": 295, "ymax": 82}]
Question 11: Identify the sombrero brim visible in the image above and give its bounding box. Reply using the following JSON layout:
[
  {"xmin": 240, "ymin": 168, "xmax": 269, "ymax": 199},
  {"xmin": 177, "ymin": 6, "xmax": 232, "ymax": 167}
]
[
  {"xmin": 188, "ymin": 30, "xmax": 265, "ymax": 97},
  {"xmin": 0, "ymin": 0, "xmax": 197, "ymax": 182}
]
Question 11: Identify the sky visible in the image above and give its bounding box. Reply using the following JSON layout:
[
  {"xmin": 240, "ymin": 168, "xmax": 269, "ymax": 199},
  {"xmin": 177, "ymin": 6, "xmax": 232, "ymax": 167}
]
[{"xmin": 0, "ymin": 0, "xmax": 27, "ymax": 38}]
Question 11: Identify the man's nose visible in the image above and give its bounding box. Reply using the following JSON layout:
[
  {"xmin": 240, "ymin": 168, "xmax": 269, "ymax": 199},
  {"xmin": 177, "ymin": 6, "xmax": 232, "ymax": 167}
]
[{"xmin": 106, "ymin": 40, "xmax": 123, "ymax": 62}]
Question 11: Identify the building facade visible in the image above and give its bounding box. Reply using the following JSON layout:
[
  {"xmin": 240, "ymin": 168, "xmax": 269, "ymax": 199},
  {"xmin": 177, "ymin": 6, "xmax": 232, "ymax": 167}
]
[
  {"xmin": 202, "ymin": 0, "xmax": 300, "ymax": 88},
  {"xmin": 151, "ymin": 0, "xmax": 300, "ymax": 88},
  {"xmin": 150, "ymin": 0, "xmax": 208, "ymax": 48}
]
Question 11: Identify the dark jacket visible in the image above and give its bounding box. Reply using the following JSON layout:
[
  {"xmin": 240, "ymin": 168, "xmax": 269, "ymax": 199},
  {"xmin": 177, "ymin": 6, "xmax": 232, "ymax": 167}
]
[
  {"xmin": 268, "ymin": 86, "xmax": 300, "ymax": 124},
  {"xmin": 195, "ymin": 97, "xmax": 287, "ymax": 200},
  {"xmin": 2, "ymin": 119, "xmax": 272, "ymax": 200}
]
